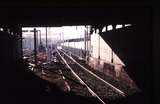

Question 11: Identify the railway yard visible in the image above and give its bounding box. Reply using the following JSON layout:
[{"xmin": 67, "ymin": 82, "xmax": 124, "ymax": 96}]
[{"xmin": 25, "ymin": 48, "xmax": 139, "ymax": 104}]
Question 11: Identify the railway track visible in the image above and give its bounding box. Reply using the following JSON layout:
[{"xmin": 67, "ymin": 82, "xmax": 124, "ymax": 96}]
[
  {"xmin": 54, "ymin": 49, "xmax": 127, "ymax": 104},
  {"xmin": 61, "ymin": 49, "xmax": 138, "ymax": 96},
  {"xmin": 27, "ymin": 48, "xmax": 130, "ymax": 104},
  {"xmin": 56, "ymin": 49, "xmax": 106, "ymax": 104},
  {"xmin": 59, "ymin": 49, "xmax": 125, "ymax": 95}
]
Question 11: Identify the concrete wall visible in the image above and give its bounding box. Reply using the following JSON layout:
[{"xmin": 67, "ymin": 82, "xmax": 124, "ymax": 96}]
[
  {"xmin": 90, "ymin": 32, "xmax": 124, "ymax": 65},
  {"xmin": 89, "ymin": 31, "xmax": 125, "ymax": 77}
]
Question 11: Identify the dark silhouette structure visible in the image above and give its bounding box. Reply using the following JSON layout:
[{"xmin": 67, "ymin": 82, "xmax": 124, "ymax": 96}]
[{"xmin": 0, "ymin": 1, "xmax": 153, "ymax": 104}]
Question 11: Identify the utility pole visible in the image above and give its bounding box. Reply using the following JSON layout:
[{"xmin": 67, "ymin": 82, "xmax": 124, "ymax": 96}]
[
  {"xmin": 84, "ymin": 28, "xmax": 86, "ymax": 59},
  {"xmin": 38, "ymin": 30, "xmax": 41, "ymax": 44},
  {"xmin": 45, "ymin": 27, "xmax": 48, "ymax": 61},
  {"xmin": 63, "ymin": 32, "xmax": 64, "ymax": 47},
  {"xmin": 34, "ymin": 28, "xmax": 37, "ymax": 66},
  {"xmin": 36, "ymin": 31, "xmax": 38, "ymax": 51},
  {"xmin": 111, "ymin": 50, "xmax": 114, "ymax": 63},
  {"xmin": 98, "ymin": 32, "xmax": 100, "ymax": 59},
  {"xmin": 98, "ymin": 29, "xmax": 100, "ymax": 65},
  {"xmin": 89, "ymin": 26, "xmax": 91, "ymax": 57},
  {"xmin": 60, "ymin": 33, "xmax": 61, "ymax": 46},
  {"xmin": 86, "ymin": 26, "xmax": 88, "ymax": 63},
  {"xmin": 46, "ymin": 27, "xmax": 48, "ymax": 50}
]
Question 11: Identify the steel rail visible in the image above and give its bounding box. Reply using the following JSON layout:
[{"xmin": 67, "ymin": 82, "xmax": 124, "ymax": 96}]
[
  {"xmin": 56, "ymin": 49, "xmax": 106, "ymax": 104},
  {"xmin": 59, "ymin": 49, "xmax": 126, "ymax": 97}
]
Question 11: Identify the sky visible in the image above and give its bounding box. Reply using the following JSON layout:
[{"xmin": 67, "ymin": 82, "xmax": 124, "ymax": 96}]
[{"xmin": 22, "ymin": 26, "xmax": 86, "ymax": 41}]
